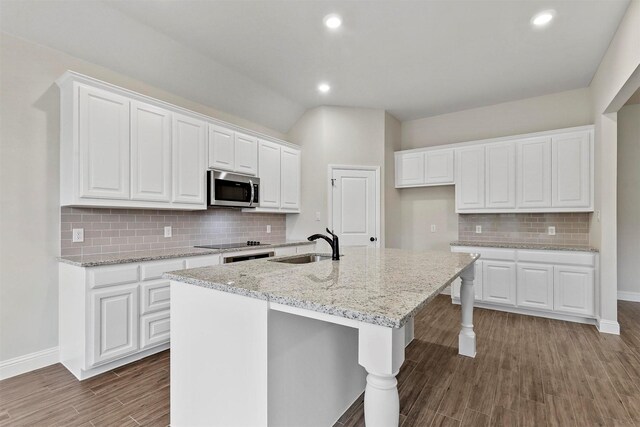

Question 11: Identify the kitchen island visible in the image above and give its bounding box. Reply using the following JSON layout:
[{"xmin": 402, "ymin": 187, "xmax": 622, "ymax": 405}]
[{"xmin": 166, "ymin": 247, "xmax": 479, "ymax": 427}]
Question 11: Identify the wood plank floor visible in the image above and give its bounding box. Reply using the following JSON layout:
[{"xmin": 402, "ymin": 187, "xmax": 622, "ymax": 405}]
[{"xmin": 1, "ymin": 296, "xmax": 639, "ymax": 426}]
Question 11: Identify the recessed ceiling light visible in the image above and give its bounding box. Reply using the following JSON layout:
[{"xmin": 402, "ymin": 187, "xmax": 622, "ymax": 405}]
[
  {"xmin": 318, "ymin": 83, "xmax": 331, "ymax": 93},
  {"xmin": 531, "ymin": 10, "xmax": 555, "ymax": 27},
  {"xmin": 323, "ymin": 14, "xmax": 342, "ymax": 29}
]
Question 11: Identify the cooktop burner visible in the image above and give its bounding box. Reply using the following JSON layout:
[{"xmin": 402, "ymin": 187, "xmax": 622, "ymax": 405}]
[{"xmin": 194, "ymin": 241, "xmax": 268, "ymax": 250}]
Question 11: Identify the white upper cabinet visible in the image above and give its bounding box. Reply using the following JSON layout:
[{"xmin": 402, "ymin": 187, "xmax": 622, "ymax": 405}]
[
  {"xmin": 172, "ymin": 114, "xmax": 206, "ymax": 204},
  {"xmin": 455, "ymin": 146, "xmax": 485, "ymax": 210},
  {"xmin": 485, "ymin": 142, "xmax": 516, "ymax": 209},
  {"xmin": 78, "ymin": 85, "xmax": 130, "ymax": 200},
  {"xmin": 425, "ymin": 150, "xmax": 454, "ymax": 184},
  {"xmin": 395, "ymin": 149, "xmax": 454, "ymax": 187},
  {"xmin": 208, "ymin": 126, "xmax": 258, "ymax": 176},
  {"xmin": 395, "ymin": 152, "xmax": 424, "ymax": 187},
  {"xmin": 280, "ymin": 147, "xmax": 301, "ymax": 211},
  {"xmin": 130, "ymin": 101, "xmax": 172, "ymax": 202},
  {"xmin": 552, "ymin": 131, "xmax": 591, "ymax": 208},
  {"xmin": 516, "ymin": 137, "xmax": 552, "ymax": 208},
  {"xmin": 208, "ymin": 125, "xmax": 235, "ymax": 172},
  {"xmin": 234, "ymin": 132, "xmax": 258, "ymax": 176},
  {"xmin": 258, "ymin": 140, "xmax": 281, "ymax": 208}
]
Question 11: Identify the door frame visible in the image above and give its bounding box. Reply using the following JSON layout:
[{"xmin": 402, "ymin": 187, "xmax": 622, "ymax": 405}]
[{"xmin": 327, "ymin": 164, "xmax": 382, "ymax": 248}]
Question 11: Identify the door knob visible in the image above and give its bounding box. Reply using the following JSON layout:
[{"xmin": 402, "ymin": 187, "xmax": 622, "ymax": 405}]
[{"xmin": 370, "ymin": 237, "xmax": 377, "ymax": 242}]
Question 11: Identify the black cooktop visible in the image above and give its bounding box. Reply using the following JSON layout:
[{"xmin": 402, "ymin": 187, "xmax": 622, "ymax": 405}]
[{"xmin": 195, "ymin": 241, "xmax": 268, "ymax": 250}]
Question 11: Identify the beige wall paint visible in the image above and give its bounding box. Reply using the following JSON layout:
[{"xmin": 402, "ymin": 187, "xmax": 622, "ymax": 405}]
[
  {"xmin": 0, "ymin": 33, "xmax": 285, "ymax": 362},
  {"xmin": 396, "ymin": 88, "xmax": 593, "ymax": 252},
  {"xmin": 286, "ymin": 106, "xmax": 386, "ymax": 249},
  {"xmin": 384, "ymin": 113, "xmax": 402, "ymax": 249},
  {"xmin": 588, "ymin": 0, "xmax": 640, "ymax": 328},
  {"xmin": 401, "ymin": 88, "xmax": 593, "ymax": 150},
  {"xmin": 617, "ymin": 104, "xmax": 640, "ymax": 296}
]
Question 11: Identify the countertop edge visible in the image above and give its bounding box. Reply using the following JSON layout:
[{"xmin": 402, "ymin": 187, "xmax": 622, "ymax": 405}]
[
  {"xmin": 58, "ymin": 241, "xmax": 316, "ymax": 267},
  {"xmin": 450, "ymin": 241, "xmax": 599, "ymax": 253}
]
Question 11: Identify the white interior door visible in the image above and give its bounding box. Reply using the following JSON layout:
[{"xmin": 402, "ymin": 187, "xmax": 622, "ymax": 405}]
[{"xmin": 331, "ymin": 168, "xmax": 378, "ymax": 247}]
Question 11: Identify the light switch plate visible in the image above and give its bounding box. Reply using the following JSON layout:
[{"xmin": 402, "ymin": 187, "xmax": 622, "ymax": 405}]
[
  {"xmin": 548, "ymin": 226, "xmax": 556, "ymax": 236},
  {"xmin": 430, "ymin": 224, "xmax": 437, "ymax": 232},
  {"xmin": 164, "ymin": 226, "xmax": 172, "ymax": 238},
  {"xmin": 266, "ymin": 225, "xmax": 271, "ymax": 233},
  {"xmin": 72, "ymin": 228, "xmax": 84, "ymax": 243},
  {"xmin": 475, "ymin": 225, "xmax": 482, "ymax": 234}
]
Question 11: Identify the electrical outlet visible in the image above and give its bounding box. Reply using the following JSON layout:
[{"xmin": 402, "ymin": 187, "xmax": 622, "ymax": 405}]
[
  {"xmin": 164, "ymin": 226, "xmax": 172, "ymax": 238},
  {"xmin": 72, "ymin": 228, "xmax": 84, "ymax": 243},
  {"xmin": 548, "ymin": 226, "xmax": 556, "ymax": 236},
  {"xmin": 430, "ymin": 224, "xmax": 437, "ymax": 233},
  {"xmin": 266, "ymin": 225, "xmax": 271, "ymax": 234},
  {"xmin": 475, "ymin": 225, "xmax": 482, "ymax": 234}
]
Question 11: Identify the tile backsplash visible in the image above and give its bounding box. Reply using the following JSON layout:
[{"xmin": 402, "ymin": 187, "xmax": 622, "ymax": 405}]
[
  {"xmin": 458, "ymin": 213, "xmax": 590, "ymax": 246},
  {"xmin": 60, "ymin": 207, "xmax": 286, "ymax": 257}
]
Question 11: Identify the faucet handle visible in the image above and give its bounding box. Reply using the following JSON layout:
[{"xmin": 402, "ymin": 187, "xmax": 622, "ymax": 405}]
[{"xmin": 326, "ymin": 228, "xmax": 336, "ymax": 237}]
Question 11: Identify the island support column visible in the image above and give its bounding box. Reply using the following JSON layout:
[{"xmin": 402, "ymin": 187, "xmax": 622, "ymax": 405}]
[
  {"xmin": 358, "ymin": 323, "xmax": 405, "ymax": 427},
  {"xmin": 458, "ymin": 264, "xmax": 476, "ymax": 358}
]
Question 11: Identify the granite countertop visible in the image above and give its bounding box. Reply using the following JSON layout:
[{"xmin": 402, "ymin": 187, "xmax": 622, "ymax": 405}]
[
  {"xmin": 165, "ymin": 247, "xmax": 479, "ymax": 328},
  {"xmin": 58, "ymin": 241, "xmax": 315, "ymax": 267},
  {"xmin": 450, "ymin": 241, "xmax": 599, "ymax": 253}
]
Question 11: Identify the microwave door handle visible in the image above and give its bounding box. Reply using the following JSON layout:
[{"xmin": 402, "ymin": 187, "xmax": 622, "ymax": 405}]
[{"xmin": 249, "ymin": 179, "xmax": 254, "ymax": 207}]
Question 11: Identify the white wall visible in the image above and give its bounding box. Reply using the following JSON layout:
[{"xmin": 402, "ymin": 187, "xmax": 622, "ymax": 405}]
[
  {"xmin": 0, "ymin": 33, "xmax": 285, "ymax": 362},
  {"xmin": 588, "ymin": 0, "xmax": 640, "ymax": 330},
  {"xmin": 397, "ymin": 88, "xmax": 594, "ymax": 251},
  {"xmin": 617, "ymin": 103, "xmax": 640, "ymax": 299},
  {"xmin": 384, "ymin": 113, "xmax": 402, "ymax": 249},
  {"xmin": 286, "ymin": 106, "xmax": 386, "ymax": 249}
]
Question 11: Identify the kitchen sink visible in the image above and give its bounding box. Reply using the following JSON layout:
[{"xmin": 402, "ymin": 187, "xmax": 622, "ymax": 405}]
[{"xmin": 270, "ymin": 254, "xmax": 333, "ymax": 264}]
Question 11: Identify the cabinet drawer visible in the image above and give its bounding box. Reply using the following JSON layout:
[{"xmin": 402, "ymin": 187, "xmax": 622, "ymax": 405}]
[
  {"xmin": 518, "ymin": 250, "xmax": 595, "ymax": 267},
  {"xmin": 140, "ymin": 280, "xmax": 170, "ymax": 314},
  {"xmin": 140, "ymin": 311, "xmax": 170, "ymax": 350},
  {"xmin": 451, "ymin": 246, "xmax": 516, "ymax": 261},
  {"xmin": 88, "ymin": 264, "xmax": 139, "ymax": 289},
  {"xmin": 140, "ymin": 259, "xmax": 185, "ymax": 281},
  {"xmin": 185, "ymin": 255, "xmax": 220, "ymax": 269}
]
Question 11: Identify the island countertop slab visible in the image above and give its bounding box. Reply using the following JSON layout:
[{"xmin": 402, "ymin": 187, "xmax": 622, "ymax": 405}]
[{"xmin": 165, "ymin": 247, "xmax": 479, "ymax": 328}]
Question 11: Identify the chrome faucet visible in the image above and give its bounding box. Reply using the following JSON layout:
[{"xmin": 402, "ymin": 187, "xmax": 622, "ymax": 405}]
[{"xmin": 308, "ymin": 228, "xmax": 340, "ymax": 260}]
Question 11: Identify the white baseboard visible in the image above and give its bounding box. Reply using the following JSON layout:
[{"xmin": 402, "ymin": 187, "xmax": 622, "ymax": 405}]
[
  {"xmin": 597, "ymin": 319, "xmax": 621, "ymax": 335},
  {"xmin": 618, "ymin": 291, "xmax": 640, "ymax": 302},
  {"xmin": 0, "ymin": 347, "xmax": 59, "ymax": 380}
]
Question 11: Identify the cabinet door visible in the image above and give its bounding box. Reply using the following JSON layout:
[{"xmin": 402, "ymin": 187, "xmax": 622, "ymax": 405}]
[
  {"xmin": 424, "ymin": 150, "xmax": 454, "ymax": 184},
  {"xmin": 130, "ymin": 101, "xmax": 172, "ymax": 202},
  {"xmin": 172, "ymin": 114, "xmax": 206, "ymax": 205},
  {"xmin": 516, "ymin": 137, "xmax": 552, "ymax": 208},
  {"xmin": 234, "ymin": 132, "xmax": 258, "ymax": 176},
  {"xmin": 552, "ymin": 131, "xmax": 591, "ymax": 208},
  {"xmin": 482, "ymin": 261, "xmax": 516, "ymax": 306},
  {"xmin": 90, "ymin": 284, "xmax": 139, "ymax": 366},
  {"xmin": 395, "ymin": 152, "xmax": 424, "ymax": 186},
  {"xmin": 452, "ymin": 260, "xmax": 483, "ymax": 300},
  {"xmin": 485, "ymin": 142, "xmax": 516, "ymax": 209},
  {"xmin": 78, "ymin": 85, "xmax": 130, "ymax": 199},
  {"xmin": 140, "ymin": 310, "xmax": 170, "ymax": 350},
  {"xmin": 517, "ymin": 263, "xmax": 553, "ymax": 310},
  {"xmin": 455, "ymin": 147, "xmax": 485, "ymax": 210},
  {"xmin": 554, "ymin": 265, "xmax": 594, "ymax": 316},
  {"xmin": 208, "ymin": 125, "xmax": 235, "ymax": 171},
  {"xmin": 281, "ymin": 147, "xmax": 301, "ymax": 210},
  {"xmin": 258, "ymin": 140, "xmax": 281, "ymax": 208}
]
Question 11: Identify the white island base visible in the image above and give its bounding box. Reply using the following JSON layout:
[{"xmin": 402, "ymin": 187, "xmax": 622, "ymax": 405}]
[{"xmin": 170, "ymin": 266, "xmax": 476, "ymax": 427}]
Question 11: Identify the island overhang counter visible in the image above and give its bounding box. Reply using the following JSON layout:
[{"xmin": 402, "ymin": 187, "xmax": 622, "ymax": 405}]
[{"xmin": 165, "ymin": 247, "xmax": 479, "ymax": 427}]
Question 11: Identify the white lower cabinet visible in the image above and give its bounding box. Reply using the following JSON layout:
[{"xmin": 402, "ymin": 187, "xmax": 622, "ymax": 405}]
[
  {"xmin": 140, "ymin": 280, "xmax": 171, "ymax": 314},
  {"xmin": 452, "ymin": 260, "xmax": 483, "ymax": 301},
  {"xmin": 140, "ymin": 310, "xmax": 171, "ymax": 350},
  {"xmin": 482, "ymin": 261, "xmax": 517, "ymax": 306},
  {"xmin": 554, "ymin": 265, "xmax": 594, "ymax": 316},
  {"xmin": 517, "ymin": 263, "xmax": 553, "ymax": 310},
  {"xmin": 450, "ymin": 245, "xmax": 596, "ymax": 323},
  {"xmin": 90, "ymin": 284, "xmax": 139, "ymax": 366}
]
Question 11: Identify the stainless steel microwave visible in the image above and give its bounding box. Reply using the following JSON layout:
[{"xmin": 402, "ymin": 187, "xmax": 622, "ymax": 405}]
[{"xmin": 207, "ymin": 170, "xmax": 260, "ymax": 208}]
